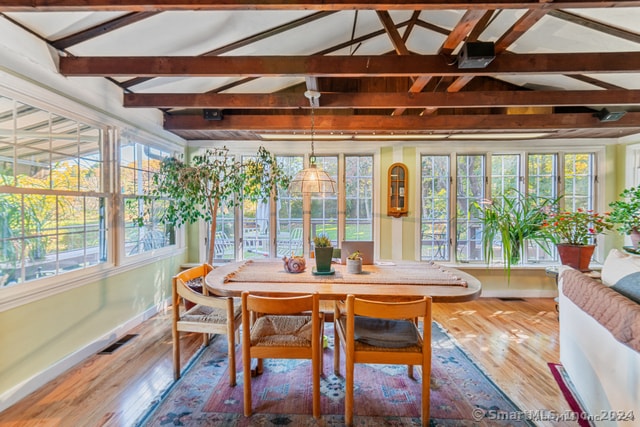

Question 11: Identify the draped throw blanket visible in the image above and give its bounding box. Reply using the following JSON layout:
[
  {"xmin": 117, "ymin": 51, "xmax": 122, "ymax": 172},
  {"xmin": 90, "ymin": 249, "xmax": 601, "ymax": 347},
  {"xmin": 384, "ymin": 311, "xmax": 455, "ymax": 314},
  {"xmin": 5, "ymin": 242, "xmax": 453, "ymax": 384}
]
[{"xmin": 561, "ymin": 269, "xmax": 640, "ymax": 352}]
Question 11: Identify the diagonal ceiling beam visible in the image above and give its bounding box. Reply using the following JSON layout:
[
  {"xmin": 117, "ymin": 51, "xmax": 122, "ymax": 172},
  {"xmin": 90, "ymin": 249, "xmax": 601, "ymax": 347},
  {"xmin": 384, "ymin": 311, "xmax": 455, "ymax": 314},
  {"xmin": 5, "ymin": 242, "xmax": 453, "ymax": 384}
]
[
  {"xmin": 59, "ymin": 52, "xmax": 640, "ymax": 76},
  {"xmin": 445, "ymin": 8, "xmax": 549, "ymax": 93},
  {"xmin": 164, "ymin": 112, "xmax": 640, "ymax": 132},
  {"xmin": 124, "ymin": 89, "xmax": 640, "ymax": 108},
  {"xmin": 51, "ymin": 12, "xmax": 160, "ymax": 49},
  {"xmin": 4, "ymin": 0, "xmax": 640, "ymax": 12}
]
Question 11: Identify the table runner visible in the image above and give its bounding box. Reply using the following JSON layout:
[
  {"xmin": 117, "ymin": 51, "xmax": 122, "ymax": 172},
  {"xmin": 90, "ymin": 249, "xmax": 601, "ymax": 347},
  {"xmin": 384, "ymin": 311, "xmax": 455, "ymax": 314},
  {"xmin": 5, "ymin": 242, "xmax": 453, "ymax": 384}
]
[{"xmin": 224, "ymin": 260, "xmax": 468, "ymax": 287}]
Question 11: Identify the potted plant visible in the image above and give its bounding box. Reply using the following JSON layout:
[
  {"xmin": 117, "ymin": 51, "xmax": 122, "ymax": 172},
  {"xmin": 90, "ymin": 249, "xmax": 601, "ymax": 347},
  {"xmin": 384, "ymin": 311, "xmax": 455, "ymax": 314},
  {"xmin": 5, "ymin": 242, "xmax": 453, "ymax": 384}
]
[
  {"xmin": 346, "ymin": 250, "xmax": 362, "ymax": 274},
  {"xmin": 608, "ymin": 186, "xmax": 640, "ymax": 250},
  {"xmin": 541, "ymin": 208, "xmax": 613, "ymax": 271},
  {"xmin": 143, "ymin": 146, "xmax": 290, "ymax": 266},
  {"xmin": 474, "ymin": 189, "xmax": 558, "ymax": 278},
  {"xmin": 313, "ymin": 234, "xmax": 333, "ymax": 273}
]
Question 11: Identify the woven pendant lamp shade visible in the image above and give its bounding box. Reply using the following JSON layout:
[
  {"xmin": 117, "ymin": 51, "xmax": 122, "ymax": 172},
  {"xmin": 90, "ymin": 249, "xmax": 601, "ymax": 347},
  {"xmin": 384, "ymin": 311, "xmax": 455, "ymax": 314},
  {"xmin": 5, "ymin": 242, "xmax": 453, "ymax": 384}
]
[
  {"xmin": 288, "ymin": 90, "xmax": 336, "ymax": 195},
  {"xmin": 289, "ymin": 162, "xmax": 337, "ymax": 194}
]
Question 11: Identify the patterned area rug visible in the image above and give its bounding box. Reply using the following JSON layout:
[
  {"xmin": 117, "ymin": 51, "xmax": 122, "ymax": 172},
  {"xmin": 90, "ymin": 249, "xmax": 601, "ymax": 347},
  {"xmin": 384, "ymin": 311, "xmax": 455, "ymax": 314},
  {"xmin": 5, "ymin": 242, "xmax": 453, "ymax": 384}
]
[{"xmin": 137, "ymin": 322, "xmax": 534, "ymax": 426}]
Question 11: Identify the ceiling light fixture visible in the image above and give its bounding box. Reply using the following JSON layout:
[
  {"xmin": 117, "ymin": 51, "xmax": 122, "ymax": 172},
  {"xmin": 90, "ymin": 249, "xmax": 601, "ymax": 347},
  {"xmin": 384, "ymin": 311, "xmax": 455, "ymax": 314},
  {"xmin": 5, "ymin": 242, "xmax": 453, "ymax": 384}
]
[
  {"xmin": 288, "ymin": 91, "xmax": 337, "ymax": 195},
  {"xmin": 596, "ymin": 108, "xmax": 626, "ymax": 122}
]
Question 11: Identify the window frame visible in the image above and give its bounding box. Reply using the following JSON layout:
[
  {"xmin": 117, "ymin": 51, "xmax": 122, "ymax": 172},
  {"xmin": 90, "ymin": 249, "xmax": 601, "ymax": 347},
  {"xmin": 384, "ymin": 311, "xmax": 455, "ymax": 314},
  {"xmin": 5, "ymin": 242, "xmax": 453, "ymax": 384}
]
[{"xmin": 418, "ymin": 145, "xmax": 608, "ymax": 266}]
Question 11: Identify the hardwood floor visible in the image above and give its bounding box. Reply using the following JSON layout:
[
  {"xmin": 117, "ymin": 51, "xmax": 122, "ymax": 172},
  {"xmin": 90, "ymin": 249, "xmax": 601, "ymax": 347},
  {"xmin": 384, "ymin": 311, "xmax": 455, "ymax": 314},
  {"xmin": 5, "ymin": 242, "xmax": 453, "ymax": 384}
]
[{"xmin": 0, "ymin": 298, "xmax": 576, "ymax": 427}]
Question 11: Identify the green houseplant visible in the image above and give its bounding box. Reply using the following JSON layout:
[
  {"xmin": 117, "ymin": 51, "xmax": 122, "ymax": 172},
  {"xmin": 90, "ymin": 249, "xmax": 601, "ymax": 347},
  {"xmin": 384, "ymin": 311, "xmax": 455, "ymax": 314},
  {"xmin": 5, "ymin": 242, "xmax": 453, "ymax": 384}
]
[
  {"xmin": 144, "ymin": 146, "xmax": 290, "ymax": 265},
  {"xmin": 541, "ymin": 208, "xmax": 613, "ymax": 270},
  {"xmin": 313, "ymin": 234, "xmax": 333, "ymax": 273},
  {"xmin": 474, "ymin": 189, "xmax": 557, "ymax": 278},
  {"xmin": 346, "ymin": 250, "xmax": 362, "ymax": 274},
  {"xmin": 608, "ymin": 186, "xmax": 640, "ymax": 249}
]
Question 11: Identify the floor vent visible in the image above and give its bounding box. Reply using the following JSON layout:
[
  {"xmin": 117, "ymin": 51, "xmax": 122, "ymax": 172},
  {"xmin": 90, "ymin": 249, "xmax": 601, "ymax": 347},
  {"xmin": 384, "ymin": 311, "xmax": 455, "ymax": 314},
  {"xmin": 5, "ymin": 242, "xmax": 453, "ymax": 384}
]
[
  {"xmin": 98, "ymin": 334, "xmax": 138, "ymax": 355},
  {"xmin": 498, "ymin": 297, "xmax": 526, "ymax": 301}
]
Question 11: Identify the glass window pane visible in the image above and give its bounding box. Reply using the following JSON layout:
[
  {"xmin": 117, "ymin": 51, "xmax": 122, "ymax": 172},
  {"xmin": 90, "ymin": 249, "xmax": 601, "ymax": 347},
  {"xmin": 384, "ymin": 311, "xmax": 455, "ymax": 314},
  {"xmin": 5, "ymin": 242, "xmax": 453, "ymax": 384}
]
[
  {"xmin": 276, "ymin": 156, "xmax": 304, "ymax": 257},
  {"xmin": 311, "ymin": 156, "xmax": 338, "ymax": 246},
  {"xmin": 345, "ymin": 156, "xmax": 373, "ymax": 241},
  {"xmin": 421, "ymin": 155, "xmax": 450, "ymax": 261},
  {"xmin": 456, "ymin": 155, "xmax": 485, "ymax": 262}
]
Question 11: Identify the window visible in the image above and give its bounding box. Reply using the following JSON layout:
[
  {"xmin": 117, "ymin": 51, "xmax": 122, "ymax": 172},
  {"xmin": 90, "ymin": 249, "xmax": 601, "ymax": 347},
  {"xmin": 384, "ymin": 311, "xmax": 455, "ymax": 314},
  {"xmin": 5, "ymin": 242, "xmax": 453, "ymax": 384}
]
[
  {"xmin": 0, "ymin": 96, "xmax": 107, "ymax": 286},
  {"xmin": 120, "ymin": 139, "xmax": 175, "ymax": 257},
  {"xmin": 344, "ymin": 155, "xmax": 373, "ymax": 241},
  {"xmin": 420, "ymin": 155, "xmax": 450, "ymax": 261},
  {"xmin": 200, "ymin": 153, "xmax": 373, "ymax": 261},
  {"xmin": 420, "ymin": 149, "xmax": 602, "ymax": 265},
  {"xmin": 311, "ymin": 156, "xmax": 338, "ymax": 245}
]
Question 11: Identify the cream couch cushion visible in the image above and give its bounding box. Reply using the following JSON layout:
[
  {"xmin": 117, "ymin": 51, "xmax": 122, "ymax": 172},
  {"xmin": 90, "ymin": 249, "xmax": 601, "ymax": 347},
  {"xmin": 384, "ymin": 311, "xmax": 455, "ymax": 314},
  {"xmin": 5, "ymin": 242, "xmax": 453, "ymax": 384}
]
[{"xmin": 601, "ymin": 249, "xmax": 640, "ymax": 286}]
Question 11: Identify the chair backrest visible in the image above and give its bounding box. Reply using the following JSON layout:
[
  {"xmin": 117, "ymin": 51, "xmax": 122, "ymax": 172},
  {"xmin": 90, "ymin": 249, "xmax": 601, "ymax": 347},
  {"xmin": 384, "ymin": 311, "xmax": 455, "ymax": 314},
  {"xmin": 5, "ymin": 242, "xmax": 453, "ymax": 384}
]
[
  {"xmin": 173, "ymin": 263, "xmax": 214, "ymax": 305},
  {"xmin": 242, "ymin": 292, "xmax": 319, "ymax": 317},
  {"xmin": 347, "ymin": 295, "xmax": 431, "ymax": 321}
]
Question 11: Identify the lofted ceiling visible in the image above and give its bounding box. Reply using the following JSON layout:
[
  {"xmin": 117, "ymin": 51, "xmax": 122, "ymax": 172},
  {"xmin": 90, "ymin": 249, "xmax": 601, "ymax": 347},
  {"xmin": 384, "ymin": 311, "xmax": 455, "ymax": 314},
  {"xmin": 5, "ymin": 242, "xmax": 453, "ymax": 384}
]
[{"xmin": 2, "ymin": 1, "xmax": 640, "ymax": 142}]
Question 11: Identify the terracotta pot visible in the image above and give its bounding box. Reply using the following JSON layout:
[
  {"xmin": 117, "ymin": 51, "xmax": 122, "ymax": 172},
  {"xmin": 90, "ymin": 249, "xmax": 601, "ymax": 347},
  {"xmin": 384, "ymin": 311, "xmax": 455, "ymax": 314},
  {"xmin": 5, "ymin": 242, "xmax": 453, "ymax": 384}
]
[
  {"xmin": 556, "ymin": 244, "xmax": 595, "ymax": 271},
  {"xmin": 630, "ymin": 228, "xmax": 640, "ymax": 249}
]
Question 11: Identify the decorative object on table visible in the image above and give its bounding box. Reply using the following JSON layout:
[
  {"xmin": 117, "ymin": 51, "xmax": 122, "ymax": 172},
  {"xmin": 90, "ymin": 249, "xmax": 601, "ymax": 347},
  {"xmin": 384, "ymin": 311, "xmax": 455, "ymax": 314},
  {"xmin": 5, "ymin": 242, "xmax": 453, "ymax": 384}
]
[
  {"xmin": 313, "ymin": 233, "xmax": 334, "ymax": 274},
  {"xmin": 541, "ymin": 207, "xmax": 613, "ymax": 271},
  {"xmin": 474, "ymin": 189, "xmax": 558, "ymax": 279},
  {"xmin": 346, "ymin": 250, "xmax": 363, "ymax": 274},
  {"xmin": 282, "ymin": 254, "xmax": 306, "ymax": 273},
  {"xmin": 608, "ymin": 185, "xmax": 640, "ymax": 249},
  {"xmin": 141, "ymin": 146, "xmax": 290, "ymax": 265}
]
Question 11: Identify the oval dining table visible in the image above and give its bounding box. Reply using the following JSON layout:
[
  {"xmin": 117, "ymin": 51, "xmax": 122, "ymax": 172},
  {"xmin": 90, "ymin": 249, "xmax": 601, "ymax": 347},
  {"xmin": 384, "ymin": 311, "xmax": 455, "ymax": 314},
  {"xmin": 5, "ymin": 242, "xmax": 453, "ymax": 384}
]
[{"xmin": 205, "ymin": 259, "xmax": 481, "ymax": 302}]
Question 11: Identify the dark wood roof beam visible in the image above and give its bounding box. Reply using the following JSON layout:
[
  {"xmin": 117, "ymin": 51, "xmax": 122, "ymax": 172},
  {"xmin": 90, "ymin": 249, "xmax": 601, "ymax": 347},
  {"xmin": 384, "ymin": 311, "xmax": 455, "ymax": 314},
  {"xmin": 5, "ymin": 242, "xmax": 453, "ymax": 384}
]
[
  {"xmin": 125, "ymin": 89, "xmax": 640, "ymax": 108},
  {"xmin": 62, "ymin": 53, "xmax": 640, "ymax": 77},
  {"xmin": 51, "ymin": 12, "xmax": 160, "ymax": 50},
  {"xmin": 5, "ymin": 0, "xmax": 640, "ymax": 12},
  {"xmin": 164, "ymin": 111, "xmax": 640, "ymax": 132}
]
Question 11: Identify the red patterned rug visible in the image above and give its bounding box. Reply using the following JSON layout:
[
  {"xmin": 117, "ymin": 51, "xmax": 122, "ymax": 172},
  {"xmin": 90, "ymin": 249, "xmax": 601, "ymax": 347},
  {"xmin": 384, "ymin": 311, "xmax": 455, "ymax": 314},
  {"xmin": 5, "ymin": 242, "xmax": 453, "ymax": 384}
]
[
  {"xmin": 137, "ymin": 322, "xmax": 534, "ymax": 426},
  {"xmin": 547, "ymin": 363, "xmax": 595, "ymax": 427}
]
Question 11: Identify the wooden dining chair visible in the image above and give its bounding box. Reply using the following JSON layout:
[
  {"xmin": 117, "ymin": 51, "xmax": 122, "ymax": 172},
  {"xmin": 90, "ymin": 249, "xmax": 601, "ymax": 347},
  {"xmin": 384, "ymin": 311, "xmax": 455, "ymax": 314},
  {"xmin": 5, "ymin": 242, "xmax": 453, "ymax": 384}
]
[
  {"xmin": 241, "ymin": 291, "xmax": 323, "ymax": 418},
  {"xmin": 334, "ymin": 295, "xmax": 432, "ymax": 426},
  {"xmin": 172, "ymin": 263, "xmax": 242, "ymax": 386}
]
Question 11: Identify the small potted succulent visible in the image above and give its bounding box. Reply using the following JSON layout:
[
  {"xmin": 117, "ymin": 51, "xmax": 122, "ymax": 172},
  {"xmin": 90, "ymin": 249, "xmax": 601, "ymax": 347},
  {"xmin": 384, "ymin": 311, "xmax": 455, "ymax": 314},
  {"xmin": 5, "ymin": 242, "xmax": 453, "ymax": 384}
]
[
  {"xmin": 313, "ymin": 234, "xmax": 333, "ymax": 273},
  {"xmin": 346, "ymin": 250, "xmax": 363, "ymax": 274},
  {"xmin": 608, "ymin": 186, "xmax": 640, "ymax": 250}
]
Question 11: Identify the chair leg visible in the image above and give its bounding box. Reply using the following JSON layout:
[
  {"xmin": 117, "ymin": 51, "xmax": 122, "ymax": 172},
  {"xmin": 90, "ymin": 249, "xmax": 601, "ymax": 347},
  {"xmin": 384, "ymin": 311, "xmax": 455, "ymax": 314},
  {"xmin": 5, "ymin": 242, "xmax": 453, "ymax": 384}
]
[
  {"xmin": 421, "ymin": 363, "xmax": 430, "ymax": 426},
  {"xmin": 345, "ymin": 350, "xmax": 354, "ymax": 426},
  {"xmin": 172, "ymin": 330, "xmax": 180, "ymax": 380},
  {"xmin": 312, "ymin": 346, "xmax": 321, "ymax": 419},
  {"xmin": 227, "ymin": 331, "xmax": 237, "ymax": 387},
  {"xmin": 408, "ymin": 364, "xmax": 414, "ymax": 379},
  {"xmin": 333, "ymin": 321, "xmax": 340, "ymax": 375},
  {"xmin": 242, "ymin": 345, "xmax": 252, "ymax": 417}
]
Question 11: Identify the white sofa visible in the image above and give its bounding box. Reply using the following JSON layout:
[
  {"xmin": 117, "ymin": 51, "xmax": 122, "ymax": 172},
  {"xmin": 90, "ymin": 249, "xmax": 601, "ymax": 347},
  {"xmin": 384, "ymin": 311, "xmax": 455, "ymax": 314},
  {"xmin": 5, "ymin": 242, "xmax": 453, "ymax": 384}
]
[{"xmin": 558, "ymin": 249, "xmax": 640, "ymax": 426}]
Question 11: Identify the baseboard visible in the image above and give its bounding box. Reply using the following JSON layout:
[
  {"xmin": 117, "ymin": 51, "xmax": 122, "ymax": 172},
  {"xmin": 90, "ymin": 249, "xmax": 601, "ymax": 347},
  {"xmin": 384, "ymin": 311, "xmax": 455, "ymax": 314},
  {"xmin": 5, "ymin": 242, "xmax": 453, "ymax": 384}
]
[
  {"xmin": 479, "ymin": 289, "xmax": 558, "ymax": 299},
  {"xmin": 0, "ymin": 300, "xmax": 168, "ymax": 413}
]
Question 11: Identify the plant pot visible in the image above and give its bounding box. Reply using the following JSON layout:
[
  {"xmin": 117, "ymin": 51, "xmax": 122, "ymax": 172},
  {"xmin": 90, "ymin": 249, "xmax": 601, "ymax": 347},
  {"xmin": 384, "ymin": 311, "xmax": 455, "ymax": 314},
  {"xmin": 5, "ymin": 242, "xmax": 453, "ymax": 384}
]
[
  {"xmin": 556, "ymin": 244, "xmax": 595, "ymax": 271},
  {"xmin": 630, "ymin": 228, "xmax": 640, "ymax": 249},
  {"xmin": 314, "ymin": 247, "xmax": 334, "ymax": 272},
  {"xmin": 346, "ymin": 258, "xmax": 362, "ymax": 274}
]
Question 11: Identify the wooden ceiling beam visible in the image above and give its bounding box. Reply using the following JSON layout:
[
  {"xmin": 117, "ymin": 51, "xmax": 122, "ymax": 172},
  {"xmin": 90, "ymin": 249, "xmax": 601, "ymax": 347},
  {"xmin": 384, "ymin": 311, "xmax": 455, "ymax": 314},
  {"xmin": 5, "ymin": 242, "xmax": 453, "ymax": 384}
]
[
  {"xmin": 127, "ymin": 90, "xmax": 640, "ymax": 109},
  {"xmin": 4, "ymin": 0, "xmax": 640, "ymax": 12},
  {"xmin": 164, "ymin": 111, "xmax": 640, "ymax": 132},
  {"xmin": 60, "ymin": 52, "xmax": 640, "ymax": 76}
]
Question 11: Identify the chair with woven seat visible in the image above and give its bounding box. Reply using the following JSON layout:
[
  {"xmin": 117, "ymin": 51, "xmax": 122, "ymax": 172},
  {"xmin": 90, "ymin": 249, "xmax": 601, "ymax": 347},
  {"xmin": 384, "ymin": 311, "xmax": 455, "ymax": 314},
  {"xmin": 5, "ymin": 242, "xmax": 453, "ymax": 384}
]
[
  {"xmin": 334, "ymin": 295, "xmax": 432, "ymax": 426},
  {"xmin": 241, "ymin": 291, "xmax": 323, "ymax": 418},
  {"xmin": 172, "ymin": 263, "xmax": 242, "ymax": 386}
]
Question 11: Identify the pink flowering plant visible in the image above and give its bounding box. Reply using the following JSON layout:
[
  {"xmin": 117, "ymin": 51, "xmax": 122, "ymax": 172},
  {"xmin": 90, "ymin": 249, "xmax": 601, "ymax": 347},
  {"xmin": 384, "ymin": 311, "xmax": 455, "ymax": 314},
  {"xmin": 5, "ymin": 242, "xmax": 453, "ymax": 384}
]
[{"xmin": 541, "ymin": 208, "xmax": 613, "ymax": 245}]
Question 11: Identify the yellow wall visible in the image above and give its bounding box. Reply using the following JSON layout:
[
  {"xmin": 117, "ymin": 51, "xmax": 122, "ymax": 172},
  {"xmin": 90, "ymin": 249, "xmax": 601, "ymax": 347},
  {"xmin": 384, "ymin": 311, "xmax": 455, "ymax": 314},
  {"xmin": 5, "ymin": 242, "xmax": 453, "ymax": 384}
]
[{"xmin": 0, "ymin": 255, "xmax": 184, "ymax": 398}]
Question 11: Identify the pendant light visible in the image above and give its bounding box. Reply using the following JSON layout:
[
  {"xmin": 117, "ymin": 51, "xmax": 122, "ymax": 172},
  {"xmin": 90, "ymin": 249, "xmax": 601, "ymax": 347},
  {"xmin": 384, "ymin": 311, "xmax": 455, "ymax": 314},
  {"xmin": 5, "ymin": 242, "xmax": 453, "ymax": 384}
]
[{"xmin": 288, "ymin": 90, "xmax": 337, "ymax": 195}]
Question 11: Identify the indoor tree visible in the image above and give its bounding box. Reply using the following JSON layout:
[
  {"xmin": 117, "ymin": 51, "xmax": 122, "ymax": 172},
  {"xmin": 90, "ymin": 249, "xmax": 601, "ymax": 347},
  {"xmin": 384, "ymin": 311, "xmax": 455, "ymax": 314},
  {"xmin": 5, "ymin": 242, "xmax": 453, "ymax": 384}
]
[{"xmin": 143, "ymin": 146, "xmax": 290, "ymax": 265}]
